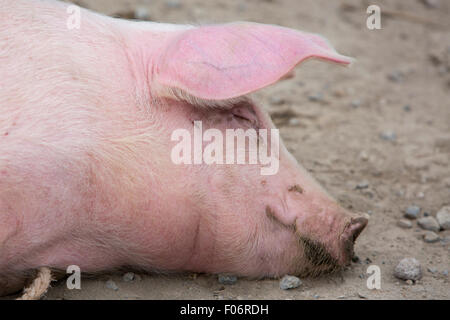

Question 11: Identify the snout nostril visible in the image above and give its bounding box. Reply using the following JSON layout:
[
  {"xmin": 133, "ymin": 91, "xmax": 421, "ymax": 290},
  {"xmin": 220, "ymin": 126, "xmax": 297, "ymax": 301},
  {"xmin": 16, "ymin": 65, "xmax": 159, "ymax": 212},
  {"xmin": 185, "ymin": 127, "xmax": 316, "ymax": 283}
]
[{"xmin": 349, "ymin": 217, "xmax": 368, "ymax": 242}]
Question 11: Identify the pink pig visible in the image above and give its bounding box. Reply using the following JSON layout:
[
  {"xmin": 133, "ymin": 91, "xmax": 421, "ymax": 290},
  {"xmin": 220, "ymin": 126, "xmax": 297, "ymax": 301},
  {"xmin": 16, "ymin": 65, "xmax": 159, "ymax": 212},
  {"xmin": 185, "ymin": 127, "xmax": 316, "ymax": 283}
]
[{"xmin": 0, "ymin": 0, "xmax": 367, "ymax": 296}]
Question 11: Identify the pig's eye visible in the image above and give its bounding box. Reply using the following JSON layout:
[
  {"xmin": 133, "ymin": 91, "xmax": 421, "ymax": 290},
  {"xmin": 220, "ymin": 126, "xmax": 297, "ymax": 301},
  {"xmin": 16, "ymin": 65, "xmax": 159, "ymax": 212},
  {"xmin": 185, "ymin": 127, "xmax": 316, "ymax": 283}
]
[{"xmin": 229, "ymin": 99, "xmax": 260, "ymax": 129}]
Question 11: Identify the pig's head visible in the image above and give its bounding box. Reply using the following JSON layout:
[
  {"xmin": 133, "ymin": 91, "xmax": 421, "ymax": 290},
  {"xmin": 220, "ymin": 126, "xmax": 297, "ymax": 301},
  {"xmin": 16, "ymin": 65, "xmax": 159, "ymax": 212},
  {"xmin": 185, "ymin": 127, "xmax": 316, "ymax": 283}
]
[{"xmin": 121, "ymin": 22, "xmax": 368, "ymax": 278}]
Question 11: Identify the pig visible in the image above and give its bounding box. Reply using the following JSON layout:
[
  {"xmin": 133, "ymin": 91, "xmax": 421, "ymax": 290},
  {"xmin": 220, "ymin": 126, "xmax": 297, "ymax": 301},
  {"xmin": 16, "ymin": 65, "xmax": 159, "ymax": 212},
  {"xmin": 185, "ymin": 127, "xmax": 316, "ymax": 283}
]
[{"xmin": 0, "ymin": 0, "xmax": 367, "ymax": 296}]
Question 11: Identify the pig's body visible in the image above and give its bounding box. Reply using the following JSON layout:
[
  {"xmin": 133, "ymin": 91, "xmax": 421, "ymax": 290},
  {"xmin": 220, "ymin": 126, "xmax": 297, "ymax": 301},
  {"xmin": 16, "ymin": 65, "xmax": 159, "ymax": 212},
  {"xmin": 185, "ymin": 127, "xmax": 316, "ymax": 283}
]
[{"xmin": 0, "ymin": 0, "xmax": 367, "ymax": 296}]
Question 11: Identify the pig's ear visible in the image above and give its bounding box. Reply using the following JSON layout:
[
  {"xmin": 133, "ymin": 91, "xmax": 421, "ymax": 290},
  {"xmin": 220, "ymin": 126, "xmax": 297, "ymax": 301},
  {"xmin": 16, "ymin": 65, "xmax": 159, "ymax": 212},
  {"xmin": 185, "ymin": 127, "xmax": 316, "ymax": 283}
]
[{"xmin": 152, "ymin": 22, "xmax": 353, "ymax": 103}]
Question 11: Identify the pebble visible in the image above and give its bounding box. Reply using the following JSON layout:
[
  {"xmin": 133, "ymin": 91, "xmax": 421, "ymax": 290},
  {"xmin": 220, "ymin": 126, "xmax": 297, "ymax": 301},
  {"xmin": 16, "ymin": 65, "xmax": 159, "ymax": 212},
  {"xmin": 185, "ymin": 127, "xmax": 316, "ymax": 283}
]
[
  {"xmin": 288, "ymin": 118, "xmax": 300, "ymax": 126},
  {"xmin": 436, "ymin": 206, "xmax": 450, "ymax": 230},
  {"xmin": 279, "ymin": 275, "xmax": 302, "ymax": 290},
  {"xmin": 355, "ymin": 181, "xmax": 369, "ymax": 190},
  {"xmin": 427, "ymin": 267, "xmax": 437, "ymax": 274},
  {"xmin": 165, "ymin": 0, "xmax": 182, "ymax": 9},
  {"xmin": 380, "ymin": 131, "xmax": 397, "ymax": 142},
  {"xmin": 421, "ymin": 0, "xmax": 441, "ymax": 9},
  {"xmin": 359, "ymin": 151, "xmax": 369, "ymax": 161},
  {"xmin": 443, "ymin": 270, "xmax": 449, "ymax": 276},
  {"xmin": 105, "ymin": 279, "xmax": 119, "ymax": 291},
  {"xmin": 441, "ymin": 236, "xmax": 450, "ymax": 244},
  {"xmin": 404, "ymin": 206, "xmax": 420, "ymax": 219},
  {"xmin": 403, "ymin": 104, "xmax": 411, "ymax": 112},
  {"xmin": 397, "ymin": 219, "xmax": 413, "ymax": 229},
  {"xmin": 394, "ymin": 258, "xmax": 422, "ymax": 281},
  {"xmin": 308, "ymin": 93, "xmax": 323, "ymax": 102},
  {"xmin": 406, "ymin": 279, "xmax": 414, "ymax": 285},
  {"xmin": 423, "ymin": 231, "xmax": 440, "ymax": 243},
  {"xmin": 134, "ymin": 6, "xmax": 150, "ymax": 20},
  {"xmin": 387, "ymin": 71, "xmax": 404, "ymax": 83},
  {"xmin": 417, "ymin": 216, "xmax": 440, "ymax": 232},
  {"xmin": 122, "ymin": 272, "xmax": 135, "ymax": 282},
  {"xmin": 350, "ymin": 99, "xmax": 361, "ymax": 108},
  {"xmin": 269, "ymin": 96, "xmax": 286, "ymax": 106},
  {"xmin": 218, "ymin": 274, "xmax": 237, "ymax": 285},
  {"xmin": 357, "ymin": 292, "xmax": 368, "ymax": 299}
]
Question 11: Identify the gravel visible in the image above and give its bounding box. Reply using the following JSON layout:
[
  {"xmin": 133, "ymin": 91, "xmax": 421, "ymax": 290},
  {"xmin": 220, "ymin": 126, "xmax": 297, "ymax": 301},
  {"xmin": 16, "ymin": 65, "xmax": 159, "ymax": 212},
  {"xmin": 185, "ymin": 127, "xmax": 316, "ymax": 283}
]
[
  {"xmin": 423, "ymin": 231, "xmax": 440, "ymax": 243},
  {"xmin": 421, "ymin": 0, "xmax": 441, "ymax": 9},
  {"xmin": 134, "ymin": 6, "xmax": 150, "ymax": 20},
  {"xmin": 279, "ymin": 275, "xmax": 302, "ymax": 290},
  {"xmin": 404, "ymin": 206, "xmax": 421, "ymax": 219},
  {"xmin": 122, "ymin": 272, "xmax": 135, "ymax": 282},
  {"xmin": 417, "ymin": 216, "xmax": 440, "ymax": 232},
  {"xmin": 436, "ymin": 206, "xmax": 450, "ymax": 230},
  {"xmin": 380, "ymin": 131, "xmax": 397, "ymax": 142},
  {"xmin": 394, "ymin": 258, "xmax": 422, "ymax": 281},
  {"xmin": 308, "ymin": 93, "xmax": 323, "ymax": 102},
  {"xmin": 427, "ymin": 267, "xmax": 437, "ymax": 274},
  {"xmin": 218, "ymin": 274, "xmax": 238, "ymax": 285},
  {"xmin": 397, "ymin": 219, "xmax": 413, "ymax": 229},
  {"xmin": 269, "ymin": 96, "xmax": 286, "ymax": 106},
  {"xmin": 165, "ymin": 0, "xmax": 182, "ymax": 9},
  {"xmin": 355, "ymin": 181, "xmax": 369, "ymax": 190},
  {"xmin": 105, "ymin": 279, "xmax": 119, "ymax": 291}
]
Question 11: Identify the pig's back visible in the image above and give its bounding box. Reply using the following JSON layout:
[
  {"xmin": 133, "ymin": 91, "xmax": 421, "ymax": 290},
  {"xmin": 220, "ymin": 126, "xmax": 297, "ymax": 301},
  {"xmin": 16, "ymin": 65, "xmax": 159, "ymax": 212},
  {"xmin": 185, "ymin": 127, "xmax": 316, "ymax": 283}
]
[{"xmin": 0, "ymin": 0, "xmax": 148, "ymax": 273}]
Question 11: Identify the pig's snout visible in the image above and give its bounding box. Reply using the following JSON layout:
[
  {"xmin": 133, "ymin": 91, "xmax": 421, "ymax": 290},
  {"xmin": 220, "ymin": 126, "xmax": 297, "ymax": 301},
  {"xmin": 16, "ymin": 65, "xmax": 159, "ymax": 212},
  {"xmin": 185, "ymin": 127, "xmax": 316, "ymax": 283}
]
[{"xmin": 339, "ymin": 216, "xmax": 368, "ymax": 265}]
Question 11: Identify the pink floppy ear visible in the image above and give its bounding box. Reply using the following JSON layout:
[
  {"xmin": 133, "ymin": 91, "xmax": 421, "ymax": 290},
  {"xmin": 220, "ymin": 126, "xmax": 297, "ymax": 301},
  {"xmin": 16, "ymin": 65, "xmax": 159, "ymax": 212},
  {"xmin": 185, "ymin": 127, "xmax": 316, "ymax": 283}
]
[{"xmin": 153, "ymin": 22, "xmax": 353, "ymax": 101}]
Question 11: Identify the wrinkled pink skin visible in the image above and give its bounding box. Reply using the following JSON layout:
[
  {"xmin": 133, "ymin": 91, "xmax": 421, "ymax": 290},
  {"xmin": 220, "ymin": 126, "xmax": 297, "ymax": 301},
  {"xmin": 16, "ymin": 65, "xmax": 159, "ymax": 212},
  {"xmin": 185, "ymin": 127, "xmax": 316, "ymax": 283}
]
[{"xmin": 0, "ymin": 0, "xmax": 367, "ymax": 295}]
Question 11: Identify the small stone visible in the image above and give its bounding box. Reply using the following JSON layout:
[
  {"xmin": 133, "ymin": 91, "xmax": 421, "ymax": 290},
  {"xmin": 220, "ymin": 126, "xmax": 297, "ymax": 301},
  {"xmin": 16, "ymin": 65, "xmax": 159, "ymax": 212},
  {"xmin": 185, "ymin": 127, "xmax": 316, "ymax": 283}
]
[
  {"xmin": 387, "ymin": 71, "xmax": 404, "ymax": 82},
  {"xmin": 427, "ymin": 267, "xmax": 437, "ymax": 274},
  {"xmin": 270, "ymin": 96, "xmax": 285, "ymax": 106},
  {"xmin": 380, "ymin": 131, "xmax": 397, "ymax": 142},
  {"xmin": 313, "ymin": 294, "xmax": 320, "ymax": 299},
  {"xmin": 441, "ymin": 236, "xmax": 450, "ymax": 244},
  {"xmin": 355, "ymin": 181, "xmax": 369, "ymax": 190},
  {"xmin": 352, "ymin": 255, "xmax": 361, "ymax": 263},
  {"xmin": 122, "ymin": 272, "xmax": 135, "ymax": 282},
  {"xmin": 308, "ymin": 93, "xmax": 323, "ymax": 102},
  {"xmin": 404, "ymin": 206, "xmax": 421, "ymax": 219},
  {"xmin": 394, "ymin": 258, "xmax": 422, "ymax": 281},
  {"xmin": 218, "ymin": 274, "xmax": 237, "ymax": 285},
  {"xmin": 416, "ymin": 192, "xmax": 425, "ymax": 199},
  {"xmin": 359, "ymin": 151, "xmax": 369, "ymax": 161},
  {"xmin": 403, "ymin": 105, "xmax": 411, "ymax": 112},
  {"xmin": 279, "ymin": 275, "xmax": 302, "ymax": 290},
  {"xmin": 417, "ymin": 216, "xmax": 440, "ymax": 232},
  {"xmin": 357, "ymin": 292, "xmax": 368, "ymax": 299},
  {"xmin": 421, "ymin": 0, "xmax": 441, "ymax": 9},
  {"xmin": 134, "ymin": 6, "xmax": 150, "ymax": 20},
  {"xmin": 423, "ymin": 231, "xmax": 440, "ymax": 243},
  {"xmin": 436, "ymin": 206, "xmax": 450, "ymax": 230},
  {"xmin": 350, "ymin": 99, "xmax": 361, "ymax": 108},
  {"xmin": 397, "ymin": 219, "xmax": 413, "ymax": 229},
  {"xmin": 405, "ymin": 279, "xmax": 414, "ymax": 285},
  {"xmin": 106, "ymin": 279, "xmax": 119, "ymax": 291},
  {"xmin": 165, "ymin": 0, "xmax": 182, "ymax": 9},
  {"xmin": 288, "ymin": 118, "xmax": 300, "ymax": 126},
  {"xmin": 443, "ymin": 270, "xmax": 449, "ymax": 276}
]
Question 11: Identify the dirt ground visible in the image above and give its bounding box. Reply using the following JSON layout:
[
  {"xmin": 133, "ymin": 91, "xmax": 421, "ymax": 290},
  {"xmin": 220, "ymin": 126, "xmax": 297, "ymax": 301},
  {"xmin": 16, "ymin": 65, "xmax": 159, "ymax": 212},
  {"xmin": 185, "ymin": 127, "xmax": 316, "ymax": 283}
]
[{"xmin": 43, "ymin": 0, "xmax": 450, "ymax": 300}]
